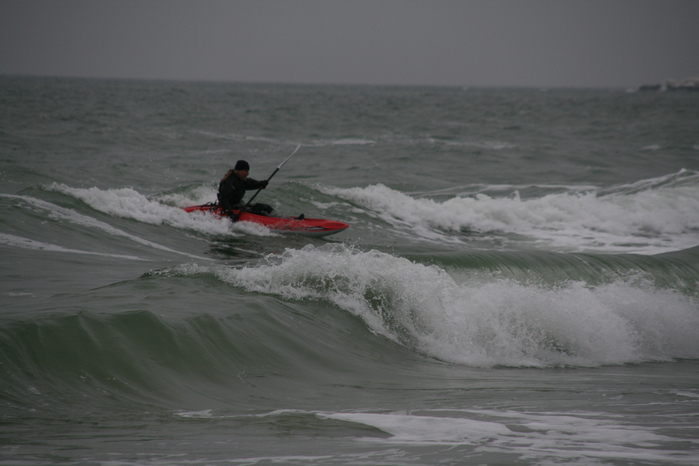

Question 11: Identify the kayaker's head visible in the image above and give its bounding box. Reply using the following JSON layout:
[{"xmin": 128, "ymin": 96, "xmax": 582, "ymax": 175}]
[{"xmin": 234, "ymin": 160, "xmax": 250, "ymax": 180}]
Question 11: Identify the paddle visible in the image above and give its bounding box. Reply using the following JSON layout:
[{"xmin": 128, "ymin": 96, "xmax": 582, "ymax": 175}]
[{"xmin": 238, "ymin": 144, "xmax": 301, "ymax": 216}]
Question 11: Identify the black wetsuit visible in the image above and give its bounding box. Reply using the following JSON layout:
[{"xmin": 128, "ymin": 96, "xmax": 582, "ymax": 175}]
[{"xmin": 217, "ymin": 172, "xmax": 271, "ymax": 216}]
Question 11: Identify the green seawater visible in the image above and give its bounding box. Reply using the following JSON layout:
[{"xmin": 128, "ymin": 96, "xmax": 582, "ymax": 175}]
[{"xmin": 1, "ymin": 77, "xmax": 699, "ymax": 465}]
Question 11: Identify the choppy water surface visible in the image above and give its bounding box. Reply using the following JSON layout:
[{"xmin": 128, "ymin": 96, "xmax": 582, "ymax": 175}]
[{"xmin": 2, "ymin": 77, "xmax": 699, "ymax": 465}]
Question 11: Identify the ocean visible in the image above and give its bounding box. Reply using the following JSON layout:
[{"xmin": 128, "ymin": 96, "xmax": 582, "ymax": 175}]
[{"xmin": 1, "ymin": 76, "xmax": 699, "ymax": 465}]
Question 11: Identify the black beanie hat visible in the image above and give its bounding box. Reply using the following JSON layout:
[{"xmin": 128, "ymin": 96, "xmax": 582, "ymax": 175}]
[{"xmin": 234, "ymin": 160, "xmax": 250, "ymax": 171}]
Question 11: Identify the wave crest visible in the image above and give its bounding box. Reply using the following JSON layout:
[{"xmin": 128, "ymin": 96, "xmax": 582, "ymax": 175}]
[
  {"xmin": 321, "ymin": 170, "xmax": 699, "ymax": 253},
  {"xmin": 183, "ymin": 244, "xmax": 699, "ymax": 368}
]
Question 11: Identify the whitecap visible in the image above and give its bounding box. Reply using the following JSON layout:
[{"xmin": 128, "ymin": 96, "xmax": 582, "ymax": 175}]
[
  {"xmin": 319, "ymin": 171, "xmax": 699, "ymax": 253},
  {"xmin": 195, "ymin": 244, "xmax": 699, "ymax": 368}
]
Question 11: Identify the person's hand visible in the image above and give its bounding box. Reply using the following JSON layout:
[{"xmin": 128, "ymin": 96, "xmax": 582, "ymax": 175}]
[{"xmin": 259, "ymin": 180, "xmax": 269, "ymax": 188}]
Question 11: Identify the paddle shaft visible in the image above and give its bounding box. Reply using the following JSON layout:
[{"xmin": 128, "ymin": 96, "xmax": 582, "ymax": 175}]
[{"xmin": 242, "ymin": 145, "xmax": 301, "ymax": 209}]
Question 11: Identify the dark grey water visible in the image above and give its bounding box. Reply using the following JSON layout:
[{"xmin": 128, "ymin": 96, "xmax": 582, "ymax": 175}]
[{"xmin": 1, "ymin": 77, "xmax": 699, "ymax": 465}]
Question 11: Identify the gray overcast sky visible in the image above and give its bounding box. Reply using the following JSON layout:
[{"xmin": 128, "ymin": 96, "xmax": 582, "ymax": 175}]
[{"xmin": 1, "ymin": 0, "xmax": 698, "ymax": 88}]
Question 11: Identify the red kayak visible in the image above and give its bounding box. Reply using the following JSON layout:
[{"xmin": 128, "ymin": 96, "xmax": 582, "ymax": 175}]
[{"xmin": 183, "ymin": 204, "xmax": 349, "ymax": 237}]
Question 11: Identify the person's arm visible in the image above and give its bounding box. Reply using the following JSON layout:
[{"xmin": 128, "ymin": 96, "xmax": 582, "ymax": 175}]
[{"xmin": 245, "ymin": 178, "xmax": 268, "ymax": 189}]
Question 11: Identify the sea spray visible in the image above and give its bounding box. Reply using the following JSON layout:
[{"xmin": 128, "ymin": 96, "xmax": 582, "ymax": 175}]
[
  {"xmin": 44, "ymin": 183, "xmax": 280, "ymax": 237},
  {"xmin": 320, "ymin": 170, "xmax": 699, "ymax": 253},
  {"xmin": 44, "ymin": 184, "xmax": 232, "ymax": 234},
  {"xmin": 172, "ymin": 244, "xmax": 699, "ymax": 367}
]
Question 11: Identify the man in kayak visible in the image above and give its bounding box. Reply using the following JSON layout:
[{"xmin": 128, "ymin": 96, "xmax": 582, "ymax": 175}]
[{"xmin": 217, "ymin": 160, "xmax": 273, "ymax": 220}]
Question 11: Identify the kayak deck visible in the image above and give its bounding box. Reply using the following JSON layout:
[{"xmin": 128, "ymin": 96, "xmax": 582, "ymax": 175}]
[{"xmin": 183, "ymin": 204, "xmax": 349, "ymax": 237}]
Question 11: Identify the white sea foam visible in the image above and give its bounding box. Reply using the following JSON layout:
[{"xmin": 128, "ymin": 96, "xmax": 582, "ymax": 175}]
[
  {"xmin": 2, "ymin": 193, "xmax": 211, "ymax": 260},
  {"xmin": 174, "ymin": 409, "xmax": 214, "ymax": 418},
  {"xmin": 317, "ymin": 409, "xmax": 699, "ymax": 465},
  {"xmin": 179, "ymin": 244, "xmax": 699, "ymax": 368},
  {"xmin": 0, "ymin": 233, "xmax": 146, "ymax": 260},
  {"xmin": 47, "ymin": 183, "xmax": 233, "ymax": 235},
  {"xmin": 169, "ymin": 406, "xmax": 698, "ymax": 464},
  {"xmin": 46, "ymin": 183, "xmax": 277, "ymax": 238},
  {"xmin": 156, "ymin": 184, "xmax": 219, "ymax": 207},
  {"xmin": 320, "ymin": 171, "xmax": 699, "ymax": 253}
]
